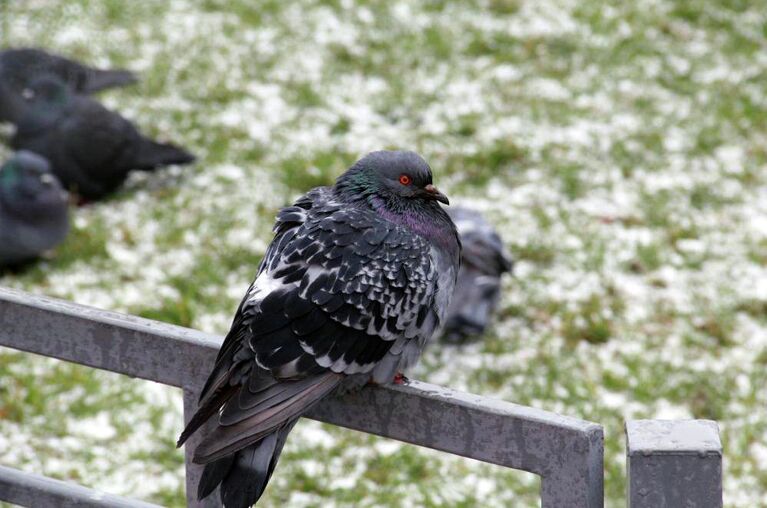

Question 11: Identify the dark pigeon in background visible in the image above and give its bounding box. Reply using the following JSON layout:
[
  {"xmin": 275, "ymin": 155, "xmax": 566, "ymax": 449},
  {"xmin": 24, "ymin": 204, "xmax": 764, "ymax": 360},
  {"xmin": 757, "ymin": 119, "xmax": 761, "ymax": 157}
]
[
  {"xmin": 0, "ymin": 150, "xmax": 69, "ymax": 267},
  {"xmin": 10, "ymin": 75, "xmax": 195, "ymax": 201},
  {"xmin": 177, "ymin": 151, "xmax": 461, "ymax": 508},
  {"xmin": 0, "ymin": 47, "xmax": 136, "ymax": 123},
  {"xmin": 439, "ymin": 206, "xmax": 513, "ymax": 343}
]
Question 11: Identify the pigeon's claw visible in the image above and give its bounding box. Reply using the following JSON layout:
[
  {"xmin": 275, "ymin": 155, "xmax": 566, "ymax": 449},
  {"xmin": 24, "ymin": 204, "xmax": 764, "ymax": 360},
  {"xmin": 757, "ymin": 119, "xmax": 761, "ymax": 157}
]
[{"xmin": 393, "ymin": 372, "xmax": 409, "ymax": 385}]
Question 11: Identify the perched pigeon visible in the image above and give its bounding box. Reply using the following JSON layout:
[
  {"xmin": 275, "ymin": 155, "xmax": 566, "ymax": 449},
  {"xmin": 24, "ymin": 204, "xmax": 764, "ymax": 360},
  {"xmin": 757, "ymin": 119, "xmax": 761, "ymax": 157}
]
[
  {"xmin": 177, "ymin": 151, "xmax": 460, "ymax": 507},
  {"xmin": 439, "ymin": 207, "xmax": 513, "ymax": 343},
  {"xmin": 10, "ymin": 76, "xmax": 195, "ymax": 201},
  {"xmin": 0, "ymin": 47, "xmax": 136, "ymax": 123},
  {"xmin": 0, "ymin": 150, "xmax": 69, "ymax": 267}
]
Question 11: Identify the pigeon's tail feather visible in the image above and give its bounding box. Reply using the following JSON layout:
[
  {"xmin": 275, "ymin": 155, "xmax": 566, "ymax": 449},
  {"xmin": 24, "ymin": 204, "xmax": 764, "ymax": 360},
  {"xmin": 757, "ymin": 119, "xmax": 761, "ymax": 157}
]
[
  {"xmin": 134, "ymin": 139, "xmax": 195, "ymax": 171},
  {"xmin": 197, "ymin": 454, "xmax": 235, "ymax": 500},
  {"xmin": 82, "ymin": 69, "xmax": 138, "ymax": 93},
  {"xmin": 199, "ymin": 420, "xmax": 298, "ymax": 508},
  {"xmin": 176, "ymin": 381, "xmax": 238, "ymax": 448},
  {"xmin": 194, "ymin": 372, "xmax": 341, "ymax": 463}
]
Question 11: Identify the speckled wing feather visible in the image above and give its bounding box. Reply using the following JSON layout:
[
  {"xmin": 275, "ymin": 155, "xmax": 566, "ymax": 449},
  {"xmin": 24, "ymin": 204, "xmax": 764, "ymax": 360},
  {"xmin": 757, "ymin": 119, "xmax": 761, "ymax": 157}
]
[
  {"xmin": 181, "ymin": 187, "xmax": 441, "ymax": 463},
  {"xmin": 257, "ymin": 188, "xmax": 439, "ymax": 367}
]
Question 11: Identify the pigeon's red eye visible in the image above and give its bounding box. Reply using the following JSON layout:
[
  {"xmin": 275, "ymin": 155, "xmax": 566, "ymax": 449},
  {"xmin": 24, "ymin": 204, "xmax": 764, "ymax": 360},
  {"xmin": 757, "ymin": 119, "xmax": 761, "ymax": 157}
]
[{"xmin": 399, "ymin": 174, "xmax": 412, "ymax": 185}]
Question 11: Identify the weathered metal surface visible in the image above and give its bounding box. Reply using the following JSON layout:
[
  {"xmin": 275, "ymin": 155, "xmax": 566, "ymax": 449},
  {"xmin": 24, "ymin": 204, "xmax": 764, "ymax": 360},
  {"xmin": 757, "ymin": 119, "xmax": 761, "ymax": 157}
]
[
  {"xmin": 183, "ymin": 385, "xmax": 221, "ymax": 508},
  {"xmin": 0, "ymin": 286, "xmax": 604, "ymax": 507},
  {"xmin": 0, "ymin": 465, "xmax": 162, "ymax": 508},
  {"xmin": 0, "ymin": 286, "xmax": 220, "ymax": 387},
  {"xmin": 626, "ymin": 419, "xmax": 722, "ymax": 508},
  {"xmin": 308, "ymin": 379, "xmax": 604, "ymax": 507}
]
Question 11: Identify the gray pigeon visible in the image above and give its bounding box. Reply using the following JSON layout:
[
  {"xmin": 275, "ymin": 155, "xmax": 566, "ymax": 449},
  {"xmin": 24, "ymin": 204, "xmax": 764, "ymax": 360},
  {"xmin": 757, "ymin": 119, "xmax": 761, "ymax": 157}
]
[
  {"xmin": 177, "ymin": 151, "xmax": 460, "ymax": 507},
  {"xmin": 0, "ymin": 150, "xmax": 69, "ymax": 267},
  {"xmin": 439, "ymin": 207, "xmax": 513, "ymax": 343},
  {"xmin": 10, "ymin": 75, "xmax": 195, "ymax": 201},
  {"xmin": 0, "ymin": 47, "xmax": 136, "ymax": 123}
]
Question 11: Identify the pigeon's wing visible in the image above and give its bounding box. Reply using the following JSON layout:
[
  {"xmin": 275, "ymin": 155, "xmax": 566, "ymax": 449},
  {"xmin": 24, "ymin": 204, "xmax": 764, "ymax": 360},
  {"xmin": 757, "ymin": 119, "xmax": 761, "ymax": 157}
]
[
  {"xmin": 65, "ymin": 99, "xmax": 136, "ymax": 166},
  {"xmin": 60, "ymin": 98, "xmax": 139, "ymax": 191},
  {"xmin": 259, "ymin": 203, "xmax": 439, "ymax": 364},
  {"xmin": 180, "ymin": 188, "xmax": 440, "ymax": 462}
]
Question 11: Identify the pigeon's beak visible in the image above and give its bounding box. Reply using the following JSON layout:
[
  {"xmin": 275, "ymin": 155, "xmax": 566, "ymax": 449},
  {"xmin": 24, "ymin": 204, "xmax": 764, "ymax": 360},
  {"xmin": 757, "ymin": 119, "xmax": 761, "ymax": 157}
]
[{"xmin": 423, "ymin": 184, "xmax": 450, "ymax": 205}]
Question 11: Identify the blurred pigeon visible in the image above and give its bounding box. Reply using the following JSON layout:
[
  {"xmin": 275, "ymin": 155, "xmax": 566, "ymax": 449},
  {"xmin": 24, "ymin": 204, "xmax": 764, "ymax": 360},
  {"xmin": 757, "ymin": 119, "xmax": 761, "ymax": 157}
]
[
  {"xmin": 0, "ymin": 150, "xmax": 69, "ymax": 266},
  {"xmin": 10, "ymin": 76, "xmax": 195, "ymax": 201},
  {"xmin": 0, "ymin": 47, "xmax": 136, "ymax": 122},
  {"xmin": 439, "ymin": 207, "xmax": 513, "ymax": 343},
  {"xmin": 177, "ymin": 151, "xmax": 460, "ymax": 507},
  {"xmin": 0, "ymin": 77, "xmax": 25, "ymax": 124}
]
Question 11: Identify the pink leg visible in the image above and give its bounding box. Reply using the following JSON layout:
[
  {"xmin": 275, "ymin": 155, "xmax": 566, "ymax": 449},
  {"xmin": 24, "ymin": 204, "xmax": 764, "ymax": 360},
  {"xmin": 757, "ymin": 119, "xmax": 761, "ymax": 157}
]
[{"xmin": 393, "ymin": 372, "xmax": 409, "ymax": 385}]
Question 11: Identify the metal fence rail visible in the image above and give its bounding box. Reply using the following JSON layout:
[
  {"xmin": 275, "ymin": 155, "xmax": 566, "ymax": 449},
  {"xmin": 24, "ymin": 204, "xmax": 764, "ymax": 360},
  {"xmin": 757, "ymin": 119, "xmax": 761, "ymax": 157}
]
[
  {"xmin": 0, "ymin": 465, "xmax": 163, "ymax": 508},
  {"xmin": 0, "ymin": 286, "xmax": 604, "ymax": 507}
]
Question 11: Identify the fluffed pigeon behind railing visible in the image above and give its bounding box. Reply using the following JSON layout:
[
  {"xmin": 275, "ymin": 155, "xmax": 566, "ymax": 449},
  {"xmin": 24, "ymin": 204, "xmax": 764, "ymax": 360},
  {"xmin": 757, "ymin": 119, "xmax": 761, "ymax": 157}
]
[{"xmin": 440, "ymin": 206, "xmax": 514, "ymax": 343}]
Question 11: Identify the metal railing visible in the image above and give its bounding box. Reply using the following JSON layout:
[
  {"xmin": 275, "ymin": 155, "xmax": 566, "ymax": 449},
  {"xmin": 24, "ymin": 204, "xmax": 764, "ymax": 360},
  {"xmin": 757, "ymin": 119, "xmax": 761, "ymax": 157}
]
[
  {"xmin": 0, "ymin": 287, "xmax": 604, "ymax": 507},
  {"xmin": 0, "ymin": 286, "xmax": 725, "ymax": 507}
]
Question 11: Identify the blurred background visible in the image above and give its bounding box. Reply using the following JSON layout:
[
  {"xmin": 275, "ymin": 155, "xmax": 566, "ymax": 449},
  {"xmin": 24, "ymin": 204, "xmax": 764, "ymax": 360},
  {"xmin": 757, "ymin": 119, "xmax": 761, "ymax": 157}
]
[{"xmin": 1, "ymin": 0, "xmax": 766, "ymax": 506}]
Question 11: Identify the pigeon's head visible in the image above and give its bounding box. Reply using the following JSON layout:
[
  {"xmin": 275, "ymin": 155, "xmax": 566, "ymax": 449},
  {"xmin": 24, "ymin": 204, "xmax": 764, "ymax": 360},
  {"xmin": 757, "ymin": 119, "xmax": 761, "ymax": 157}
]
[
  {"xmin": 18, "ymin": 75, "xmax": 70, "ymax": 125},
  {"xmin": 0, "ymin": 151, "xmax": 68, "ymax": 219},
  {"xmin": 335, "ymin": 150, "xmax": 450, "ymax": 207},
  {"xmin": 22, "ymin": 75, "xmax": 69, "ymax": 103}
]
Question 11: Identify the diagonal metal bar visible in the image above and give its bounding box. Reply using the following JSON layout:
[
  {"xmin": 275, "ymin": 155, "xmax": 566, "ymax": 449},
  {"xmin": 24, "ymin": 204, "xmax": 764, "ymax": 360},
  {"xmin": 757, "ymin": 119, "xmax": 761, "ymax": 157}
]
[
  {"xmin": 0, "ymin": 286, "xmax": 603, "ymax": 507},
  {"xmin": 0, "ymin": 286, "xmax": 220, "ymax": 388},
  {"xmin": 0, "ymin": 464, "xmax": 163, "ymax": 508}
]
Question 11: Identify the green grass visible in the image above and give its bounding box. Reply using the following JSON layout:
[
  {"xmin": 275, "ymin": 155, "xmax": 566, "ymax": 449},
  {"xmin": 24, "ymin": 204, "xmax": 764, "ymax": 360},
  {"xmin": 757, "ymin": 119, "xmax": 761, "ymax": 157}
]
[{"xmin": 2, "ymin": 0, "xmax": 767, "ymax": 506}]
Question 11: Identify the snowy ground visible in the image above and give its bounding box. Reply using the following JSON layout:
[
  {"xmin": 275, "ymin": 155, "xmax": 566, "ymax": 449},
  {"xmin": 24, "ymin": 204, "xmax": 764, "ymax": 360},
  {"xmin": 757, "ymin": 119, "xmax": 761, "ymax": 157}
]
[{"xmin": 1, "ymin": 0, "xmax": 766, "ymax": 506}]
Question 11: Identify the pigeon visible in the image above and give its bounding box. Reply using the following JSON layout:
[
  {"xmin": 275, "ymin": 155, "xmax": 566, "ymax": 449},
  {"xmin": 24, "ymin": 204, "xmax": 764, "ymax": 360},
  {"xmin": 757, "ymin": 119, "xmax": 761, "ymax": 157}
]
[
  {"xmin": 439, "ymin": 207, "xmax": 513, "ymax": 343},
  {"xmin": 0, "ymin": 47, "xmax": 136, "ymax": 123},
  {"xmin": 0, "ymin": 76, "xmax": 26, "ymax": 124},
  {"xmin": 177, "ymin": 150, "xmax": 461, "ymax": 507},
  {"xmin": 0, "ymin": 150, "xmax": 69, "ymax": 267},
  {"xmin": 10, "ymin": 75, "xmax": 195, "ymax": 201}
]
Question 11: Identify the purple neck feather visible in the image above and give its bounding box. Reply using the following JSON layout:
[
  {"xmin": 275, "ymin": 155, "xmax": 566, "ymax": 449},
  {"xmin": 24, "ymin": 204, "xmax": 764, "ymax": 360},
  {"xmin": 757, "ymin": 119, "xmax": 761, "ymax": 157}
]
[{"xmin": 370, "ymin": 196, "xmax": 456, "ymax": 251}]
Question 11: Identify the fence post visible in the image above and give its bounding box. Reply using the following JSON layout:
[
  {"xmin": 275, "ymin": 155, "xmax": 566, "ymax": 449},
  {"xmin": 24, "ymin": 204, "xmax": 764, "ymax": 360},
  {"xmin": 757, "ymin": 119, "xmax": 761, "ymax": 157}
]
[
  {"xmin": 625, "ymin": 419, "xmax": 722, "ymax": 508},
  {"xmin": 540, "ymin": 423, "xmax": 604, "ymax": 508},
  {"xmin": 182, "ymin": 385, "xmax": 220, "ymax": 508}
]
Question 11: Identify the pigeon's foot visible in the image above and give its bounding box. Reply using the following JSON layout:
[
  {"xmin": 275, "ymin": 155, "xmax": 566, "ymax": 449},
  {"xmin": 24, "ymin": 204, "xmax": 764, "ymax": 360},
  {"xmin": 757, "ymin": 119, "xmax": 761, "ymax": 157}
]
[
  {"xmin": 393, "ymin": 372, "xmax": 409, "ymax": 385},
  {"xmin": 74, "ymin": 195, "xmax": 91, "ymax": 207}
]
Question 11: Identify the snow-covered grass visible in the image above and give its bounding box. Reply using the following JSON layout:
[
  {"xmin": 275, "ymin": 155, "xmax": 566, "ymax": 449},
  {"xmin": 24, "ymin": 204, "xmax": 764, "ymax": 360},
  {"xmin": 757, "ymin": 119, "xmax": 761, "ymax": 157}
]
[{"xmin": 2, "ymin": 0, "xmax": 767, "ymax": 506}]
